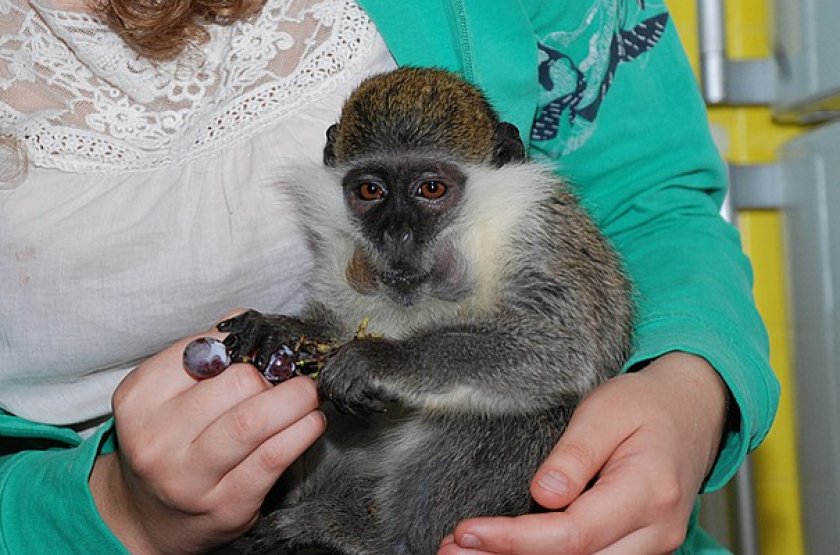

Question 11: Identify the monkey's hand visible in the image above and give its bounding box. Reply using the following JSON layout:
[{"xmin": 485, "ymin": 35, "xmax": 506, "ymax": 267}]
[
  {"xmin": 318, "ymin": 337, "xmax": 400, "ymax": 416},
  {"xmin": 218, "ymin": 310, "xmax": 338, "ymax": 381}
]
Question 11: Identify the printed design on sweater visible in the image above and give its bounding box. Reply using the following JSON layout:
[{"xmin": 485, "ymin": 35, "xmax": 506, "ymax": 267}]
[{"xmin": 531, "ymin": 1, "xmax": 669, "ymax": 155}]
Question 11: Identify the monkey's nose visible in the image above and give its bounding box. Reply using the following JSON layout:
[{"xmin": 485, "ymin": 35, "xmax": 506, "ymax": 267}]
[{"xmin": 383, "ymin": 229, "xmax": 414, "ymax": 252}]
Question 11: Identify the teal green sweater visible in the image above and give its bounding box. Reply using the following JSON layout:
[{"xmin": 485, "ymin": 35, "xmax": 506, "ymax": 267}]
[{"xmin": 1, "ymin": 1, "xmax": 779, "ymax": 553}]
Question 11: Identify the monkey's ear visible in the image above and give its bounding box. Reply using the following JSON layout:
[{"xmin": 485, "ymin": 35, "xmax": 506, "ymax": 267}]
[
  {"xmin": 492, "ymin": 122, "xmax": 526, "ymax": 167},
  {"xmin": 323, "ymin": 124, "xmax": 339, "ymax": 167}
]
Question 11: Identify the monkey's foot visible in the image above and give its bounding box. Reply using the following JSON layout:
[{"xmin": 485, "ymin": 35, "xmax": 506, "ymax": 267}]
[{"xmin": 237, "ymin": 500, "xmax": 387, "ymax": 555}]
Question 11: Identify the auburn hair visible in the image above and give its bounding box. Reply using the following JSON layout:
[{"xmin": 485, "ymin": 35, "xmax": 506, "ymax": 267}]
[{"xmin": 91, "ymin": 0, "xmax": 267, "ymax": 60}]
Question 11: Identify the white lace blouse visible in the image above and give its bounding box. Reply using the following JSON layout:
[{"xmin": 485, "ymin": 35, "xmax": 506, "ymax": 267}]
[{"xmin": 0, "ymin": 0, "xmax": 397, "ymax": 427}]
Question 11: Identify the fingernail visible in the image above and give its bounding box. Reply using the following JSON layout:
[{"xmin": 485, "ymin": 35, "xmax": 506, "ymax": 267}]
[
  {"xmin": 310, "ymin": 409, "xmax": 327, "ymax": 427},
  {"xmin": 537, "ymin": 470, "xmax": 568, "ymax": 495},
  {"xmin": 460, "ymin": 534, "xmax": 481, "ymax": 548}
]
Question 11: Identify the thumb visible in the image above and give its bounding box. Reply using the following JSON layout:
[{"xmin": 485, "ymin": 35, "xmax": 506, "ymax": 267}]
[{"xmin": 530, "ymin": 387, "xmax": 634, "ymax": 509}]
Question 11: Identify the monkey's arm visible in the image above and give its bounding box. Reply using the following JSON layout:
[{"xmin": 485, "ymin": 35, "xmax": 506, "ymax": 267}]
[{"xmin": 318, "ymin": 316, "xmax": 610, "ymax": 416}]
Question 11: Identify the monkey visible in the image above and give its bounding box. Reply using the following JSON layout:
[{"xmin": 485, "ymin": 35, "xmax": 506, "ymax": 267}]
[{"xmin": 223, "ymin": 67, "xmax": 634, "ymax": 555}]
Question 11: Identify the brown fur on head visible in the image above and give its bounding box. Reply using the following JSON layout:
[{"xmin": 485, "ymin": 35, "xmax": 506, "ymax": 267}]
[{"xmin": 324, "ymin": 68, "xmax": 515, "ymax": 167}]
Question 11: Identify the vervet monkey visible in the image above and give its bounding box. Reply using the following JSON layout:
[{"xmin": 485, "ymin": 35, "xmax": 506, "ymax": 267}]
[{"xmin": 225, "ymin": 67, "xmax": 633, "ymax": 555}]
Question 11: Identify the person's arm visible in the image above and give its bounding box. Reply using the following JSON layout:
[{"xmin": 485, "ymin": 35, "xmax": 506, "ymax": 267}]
[
  {"xmin": 0, "ymin": 416, "xmax": 128, "ymax": 554},
  {"xmin": 436, "ymin": 2, "xmax": 778, "ymax": 553},
  {"xmin": 2, "ymin": 319, "xmax": 326, "ymax": 555},
  {"xmin": 550, "ymin": 3, "xmax": 777, "ymax": 491}
]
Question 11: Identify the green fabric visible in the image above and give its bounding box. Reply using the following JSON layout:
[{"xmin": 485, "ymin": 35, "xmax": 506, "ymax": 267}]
[
  {"xmin": 1, "ymin": 1, "xmax": 778, "ymax": 552},
  {"xmin": 677, "ymin": 501, "xmax": 733, "ymax": 554},
  {"xmin": 0, "ymin": 414, "xmax": 126, "ymax": 554}
]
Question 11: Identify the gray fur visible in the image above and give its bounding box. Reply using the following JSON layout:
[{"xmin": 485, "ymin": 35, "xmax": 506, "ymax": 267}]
[{"xmin": 229, "ymin": 69, "xmax": 633, "ymax": 555}]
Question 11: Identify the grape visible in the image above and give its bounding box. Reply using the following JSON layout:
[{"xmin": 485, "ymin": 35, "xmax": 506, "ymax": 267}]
[
  {"xmin": 261, "ymin": 339, "xmax": 336, "ymax": 383},
  {"xmin": 183, "ymin": 337, "xmax": 231, "ymax": 379},
  {"xmin": 263, "ymin": 345, "xmax": 298, "ymax": 383},
  {"xmin": 253, "ymin": 320, "xmax": 379, "ymax": 383}
]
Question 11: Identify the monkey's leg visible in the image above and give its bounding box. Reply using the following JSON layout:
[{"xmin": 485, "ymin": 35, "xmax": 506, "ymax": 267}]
[
  {"xmin": 237, "ymin": 494, "xmax": 388, "ymax": 555},
  {"xmin": 373, "ymin": 412, "xmax": 568, "ymax": 555}
]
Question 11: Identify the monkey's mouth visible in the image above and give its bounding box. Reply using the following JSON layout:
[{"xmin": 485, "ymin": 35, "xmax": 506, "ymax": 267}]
[
  {"xmin": 345, "ymin": 249, "xmax": 430, "ymax": 302},
  {"xmin": 345, "ymin": 244, "xmax": 472, "ymax": 306},
  {"xmin": 379, "ymin": 268, "xmax": 432, "ymax": 301}
]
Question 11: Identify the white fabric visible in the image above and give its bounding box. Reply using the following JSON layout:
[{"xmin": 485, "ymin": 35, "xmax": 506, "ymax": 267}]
[{"xmin": 0, "ymin": 0, "xmax": 397, "ymax": 426}]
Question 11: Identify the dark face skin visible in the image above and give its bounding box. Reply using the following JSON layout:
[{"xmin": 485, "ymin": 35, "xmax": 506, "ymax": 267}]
[{"xmin": 342, "ymin": 154, "xmax": 467, "ymax": 304}]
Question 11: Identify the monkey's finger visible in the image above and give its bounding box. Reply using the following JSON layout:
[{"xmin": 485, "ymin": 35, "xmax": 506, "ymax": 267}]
[
  {"xmin": 327, "ymin": 389, "xmax": 388, "ymax": 417},
  {"xmin": 216, "ymin": 308, "xmax": 257, "ymax": 333},
  {"xmin": 219, "ymin": 310, "xmax": 263, "ymax": 360}
]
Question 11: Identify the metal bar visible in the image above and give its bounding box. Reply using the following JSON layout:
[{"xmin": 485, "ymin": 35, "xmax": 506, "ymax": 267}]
[
  {"xmin": 726, "ymin": 59, "xmax": 777, "ymax": 105},
  {"xmin": 698, "ymin": 0, "xmax": 727, "ymax": 104},
  {"xmin": 697, "ymin": 0, "xmax": 776, "ymax": 105},
  {"xmin": 729, "ymin": 163, "xmax": 785, "ymax": 210},
  {"xmin": 735, "ymin": 458, "xmax": 760, "ymax": 555}
]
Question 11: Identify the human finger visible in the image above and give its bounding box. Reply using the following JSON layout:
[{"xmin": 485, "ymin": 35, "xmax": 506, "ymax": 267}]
[
  {"xmin": 529, "ymin": 383, "xmax": 639, "ymax": 510},
  {"xmin": 445, "ymin": 483, "xmax": 651, "ymax": 555},
  {"xmin": 111, "ymin": 334, "xmax": 242, "ymax": 461},
  {"xmin": 438, "ymin": 531, "xmax": 510, "ymax": 555},
  {"xmin": 118, "ymin": 308, "xmax": 258, "ymax": 429},
  {"xmin": 542, "ymin": 435, "xmax": 686, "ymax": 554},
  {"xmin": 175, "ymin": 360, "xmax": 272, "ymax": 428},
  {"xmin": 124, "ymin": 308, "xmax": 249, "ymax": 394},
  {"xmin": 117, "ymin": 327, "xmax": 231, "ymax": 408},
  {"xmin": 190, "ymin": 376, "xmax": 321, "ymax": 480},
  {"xmin": 438, "ymin": 533, "xmax": 496, "ymax": 555},
  {"xmin": 215, "ymin": 407, "xmax": 327, "ymax": 509},
  {"xmin": 593, "ymin": 526, "xmax": 685, "ymax": 555},
  {"xmin": 446, "ymin": 513, "xmax": 577, "ymax": 555}
]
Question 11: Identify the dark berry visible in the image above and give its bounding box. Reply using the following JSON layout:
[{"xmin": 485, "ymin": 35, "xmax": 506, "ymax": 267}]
[
  {"xmin": 183, "ymin": 337, "xmax": 231, "ymax": 379},
  {"xmin": 263, "ymin": 345, "xmax": 299, "ymax": 383}
]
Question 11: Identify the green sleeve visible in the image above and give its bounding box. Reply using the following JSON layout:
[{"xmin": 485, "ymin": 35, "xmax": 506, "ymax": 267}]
[
  {"xmin": 527, "ymin": 5, "xmax": 779, "ymax": 490},
  {"xmin": 0, "ymin": 413, "xmax": 128, "ymax": 554}
]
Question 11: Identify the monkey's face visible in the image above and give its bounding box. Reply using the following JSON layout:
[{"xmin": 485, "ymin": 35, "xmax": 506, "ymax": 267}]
[
  {"xmin": 341, "ymin": 153, "xmax": 472, "ymax": 306},
  {"xmin": 321, "ymin": 68, "xmax": 528, "ymax": 307}
]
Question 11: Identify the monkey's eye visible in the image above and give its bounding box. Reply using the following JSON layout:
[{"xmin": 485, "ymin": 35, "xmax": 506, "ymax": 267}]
[
  {"xmin": 357, "ymin": 183, "xmax": 385, "ymax": 201},
  {"xmin": 416, "ymin": 180, "xmax": 447, "ymax": 200}
]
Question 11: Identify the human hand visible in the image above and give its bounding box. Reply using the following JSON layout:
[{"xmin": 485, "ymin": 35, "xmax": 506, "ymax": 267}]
[
  {"xmin": 89, "ymin": 314, "xmax": 326, "ymax": 554},
  {"xmin": 438, "ymin": 352, "xmax": 728, "ymax": 555}
]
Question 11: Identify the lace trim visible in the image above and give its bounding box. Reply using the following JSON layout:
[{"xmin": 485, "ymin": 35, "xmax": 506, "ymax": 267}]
[{"xmin": 0, "ymin": 0, "xmax": 377, "ymax": 173}]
